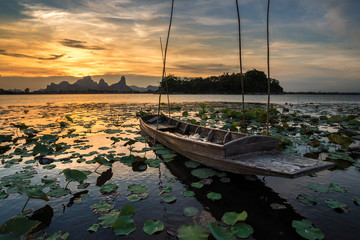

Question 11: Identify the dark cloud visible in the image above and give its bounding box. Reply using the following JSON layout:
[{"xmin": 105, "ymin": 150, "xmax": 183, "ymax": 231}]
[
  {"xmin": 60, "ymin": 39, "xmax": 105, "ymax": 50},
  {"xmin": 0, "ymin": 49, "xmax": 64, "ymax": 60}
]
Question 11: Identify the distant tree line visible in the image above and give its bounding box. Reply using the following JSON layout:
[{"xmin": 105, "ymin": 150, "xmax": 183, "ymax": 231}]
[{"xmin": 160, "ymin": 69, "xmax": 283, "ymax": 94}]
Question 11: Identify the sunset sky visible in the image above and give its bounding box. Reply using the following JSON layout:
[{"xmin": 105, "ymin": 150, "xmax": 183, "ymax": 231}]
[{"xmin": 0, "ymin": 0, "xmax": 359, "ymax": 92}]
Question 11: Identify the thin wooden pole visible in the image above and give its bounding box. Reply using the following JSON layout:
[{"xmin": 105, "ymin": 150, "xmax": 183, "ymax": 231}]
[
  {"xmin": 235, "ymin": 0, "xmax": 245, "ymax": 131},
  {"xmin": 266, "ymin": 0, "xmax": 271, "ymax": 135},
  {"xmin": 160, "ymin": 37, "xmax": 171, "ymax": 117}
]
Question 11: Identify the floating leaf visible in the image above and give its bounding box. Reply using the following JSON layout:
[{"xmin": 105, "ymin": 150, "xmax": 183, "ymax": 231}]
[
  {"xmin": 177, "ymin": 224, "xmax": 208, "ymax": 240},
  {"xmin": 120, "ymin": 155, "xmax": 135, "ymax": 165},
  {"xmin": 270, "ymin": 203, "xmax": 287, "ymax": 210},
  {"xmin": 207, "ymin": 222, "xmax": 236, "ymax": 240},
  {"xmin": 325, "ymin": 199, "xmax": 349, "ymax": 212},
  {"xmin": 183, "ymin": 207, "xmax": 199, "ymax": 217},
  {"xmin": 328, "ymin": 134, "xmax": 353, "ymax": 148},
  {"xmin": 329, "ymin": 183, "xmax": 347, "ymax": 193},
  {"xmin": 113, "ymin": 216, "xmax": 136, "ymax": 236},
  {"xmin": 126, "ymin": 194, "xmax": 141, "ymax": 202},
  {"xmin": 100, "ymin": 183, "xmax": 118, "ymax": 194},
  {"xmin": 61, "ymin": 169, "xmax": 87, "ymax": 183},
  {"xmin": 43, "ymin": 164, "xmax": 56, "ymax": 170},
  {"xmin": 33, "ymin": 144, "xmax": 53, "ymax": 156},
  {"xmin": 143, "ymin": 220, "xmax": 164, "ymax": 235},
  {"xmin": 207, "ymin": 192, "xmax": 222, "ymax": 201},
  {"xmin": 230, "ymin": 222, "xmax": 254, "ymax": 238},
  {"xmin": 191, "ymin": 168, "xmax": 217, "ymax": 179},
  {"xmin": 88, "ymin": 224, "xmax": 99, "ymax": 233},
  {"xmin": 127, "ymin": 184, "xmax": 147, "ymax": 194},
  {"xmin": 0, "ymin": 190, "xmax": 9, "ymax": 200},
  {"xmin": 307, "ymin": 183, "xmax": 328, "ymax": 193},
  {"xmin": 160, "ymin": 186, "xmax": 172, "ymax": 195},
  {"xmin": 292, "ymin": 220, "xmax": 324, "ymax": 240},
  {"xmin": 0, "ymin": 217, "xmax": 41, "ymax": 239},
  {"xmin": 94, "ymin": 156, "xmax": 112, "ymax": 167},
  {"xmin": 163, "ymin": 194, "xmax": 177, "ymax": 203},
  {"xmin": 353, "ymin": 198, "xmax": 360, "ymax": 206},
  {"xmin": 120, "ymin": 205, "xmax": 135, "ymax": 217},
  {"xmin": 91, "ymin": 201, "xmax": 114, "ymax": 214},
  {"xmin": 222, "ymin": 211, "xmax": 247, "ymax": 225},
  {"xmin": 182, "ymin": 190, "xmax": 195, "ymax": 197},
  {"xmin": 297, "ymin": 194, "xmax": 319, "ymax": 205},
  {"xmin": 145, "ymin": 158, "xmax": 162, "ymax": 168},
  {"xmin": 220, "ymin": 177, "xmax": 230, "ymax": 183},
  {"xmin": 47, "ymin": 188, "xmax": 70, "ymax": 198},
  {"xmin": 191, "ymin": 182, "xmax": 204, "ymax": 189},
  {"xmin": 185, "ymin": 161, "xmax": 201, "ymax": 168},
  {"xmin": 17, "ymin": 184, "xmax": 49, "ymax": 201},
  {"xmin": 99, "ymin": 211, "xmax": 120, "ymax": 228},
  {"xmin": 45, "ymin": 231, "xmax": 69, "ymax": 240}
]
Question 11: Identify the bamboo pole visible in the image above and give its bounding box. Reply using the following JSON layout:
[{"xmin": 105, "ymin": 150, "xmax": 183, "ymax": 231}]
[{"xmin": 266, "ymin": 0, "xmax": 271, "ymax": 135}]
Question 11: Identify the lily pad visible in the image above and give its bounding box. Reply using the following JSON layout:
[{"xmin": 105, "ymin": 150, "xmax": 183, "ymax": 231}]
[
  {"xmin": 17, "ymin": 184, "xmax": 49, "ymax": 201},
  {"xmin": 127, "ymin": 184, "xmax": 147, "ymax": 194},
  {"xmin": 222, "ymin": 211, "xmax": 247, "ymax": 225},
  {"xmin": 100, "ymin": 183, "xmax": 118, "ymax": 194},
  {"xmin": 191, "ymin": 168, "xmax": 217, "ymax": 179},
  {"xmin": 120, "ymin": 205, "xmax": 135, "ymax": 217},
  {"xmin": 120, "ymin": 155, "xmax": 136, "ymax": 165},
  {"xmin": 220, "ymin": 177, "xmax": 230, "ymax": 183},
  {"xmin": 182, "ymin": 190, "xmax": 195, "ymax": 197},
  {"xmin": 191, "ymin": 182, "xmax": 204, "ymax": 189},
  {"xmin": 183, "ymin": 207, "xmax": 199, "ymax": 217},
  {"xmin": 61, "ymin": 169, "xmax": 87, "ymax": 183},
  {"xmin": 163, "ymin": 194, "xmax": 177, "ymax": 203},
  {"xmin": 99, "ymin": 211, "xmax": 120, "ymax": 228},
  {"xmin": 47, "ymin": 188, "xmax": 70, "ymax": 198},
  {"xmin": 207, "ymin": 222, "xmax": 236, "ymax": 240},
  {"xmin": 160, "ymin": 186, "xmax": 172, "ymax": 195},
  {"xmin": 0, "ymin": 190, "xmax": 9, "ymax": 200},
  {"xmin": 0, "ymin": 217, "xmax": 41, "ymax": 239},
  {"xmin": 292, "ymin": 219, "xmax": 324, "ymax": 240},
  {"xmin": 329, "ymin": 183, "xmax": 347, "ymax": 193},
  {"xmin": 88, "ymin": 224, "xmax": 99, "ymax": 233},
  {"xmin": 307, "ymin": 183, "xmax": 328, "ymax": 193},
  {"xmin": 353, "ymin": 198, "xmax": 360, "ymax": 206},
  {"xmin": 185, "ymin": 161, "xmax": 201, "ymax": 168},
  {"xmin": 177, "ymin": 224, "xmax": 208, "ymax": 240},
  {"xmin": 325, "ymin": 199, "xmax": 349, "ymax": 212},
  {"xmin": 297, "ymin": 194, "xmax": 319, "ymax": 205},
  {"xmin": 91, "ymin": 201, "xmax": 114, "ymax": 214},
  {"xmin": 33, "ymin": 144, "xmax": 53, "ymax": 156},
  {"xmin": 145, "ymin": 158, "xmax": 162, "ymax": 168},
  {"xmin": 207, "ymin": 192, "xmax": 222, "ymax": 201},
  {"xmin": 230, "ymin": 222, "xmax": 254, "ymax": 238},
  {"xmin": 113, "ymin": 216, "xmax": 136, "ymax": 236},
  {"xmin": 43, "ymin": 164, "xmax": 56, "ymax": 170},
  {"xmin": 143, "ymin": 220, "xmax": 164, "ymax": 235}
]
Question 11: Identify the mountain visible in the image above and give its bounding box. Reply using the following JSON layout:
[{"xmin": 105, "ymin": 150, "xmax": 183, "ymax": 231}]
[
  {"xmin": 129, "ymin": 85, "xmax": 159, "ymax": 92},
  {"xmin": 41, "ymin": 76, "xmax": 141, "ymax": 93}
]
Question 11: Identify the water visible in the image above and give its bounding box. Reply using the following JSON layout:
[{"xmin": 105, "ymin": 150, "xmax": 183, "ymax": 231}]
[{"xmin": 0, "ymin": 95, "xmax": 359, "ymax": 239}]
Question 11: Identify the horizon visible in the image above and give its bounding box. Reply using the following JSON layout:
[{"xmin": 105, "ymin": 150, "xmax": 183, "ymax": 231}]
[{"xmin": 0, "ymin": 0, "xmax": 359, "ymax": 92}]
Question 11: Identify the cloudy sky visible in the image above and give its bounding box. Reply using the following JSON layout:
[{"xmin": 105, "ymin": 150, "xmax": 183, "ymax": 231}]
[{"xmin": 0, "ymin": 0, "xmax": 359, "ymax": 92}]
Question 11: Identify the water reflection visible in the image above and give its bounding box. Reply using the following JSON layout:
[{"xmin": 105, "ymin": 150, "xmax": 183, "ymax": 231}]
[
  {"xmin": 29, "ymin": 205, "xmax": 54, "ymax": 231},
  {"xmin": 96, "ymin": 168, "xmax": 113, "ymax": 187}
]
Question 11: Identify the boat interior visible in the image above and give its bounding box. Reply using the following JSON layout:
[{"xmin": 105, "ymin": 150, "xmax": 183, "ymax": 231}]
[{"xmin": 143, "ymin": 115, "xmax": 248, "ymax": 145}]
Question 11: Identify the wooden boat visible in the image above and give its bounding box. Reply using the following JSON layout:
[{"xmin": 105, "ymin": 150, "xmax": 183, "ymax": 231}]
[{"xmin": 140, "ymin": 115, "xmax": 334, "ymax": 178}]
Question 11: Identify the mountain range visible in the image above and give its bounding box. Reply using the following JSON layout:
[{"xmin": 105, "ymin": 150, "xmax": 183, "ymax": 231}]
[{"xmin": 40, "ymin": 76, "xmax": 158, "ymax": 93}]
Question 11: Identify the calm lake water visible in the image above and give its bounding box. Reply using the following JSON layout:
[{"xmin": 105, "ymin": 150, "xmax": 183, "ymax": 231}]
[{"xmin": 0, "ymin": 95, "xmax": 359, "ymax": 239}]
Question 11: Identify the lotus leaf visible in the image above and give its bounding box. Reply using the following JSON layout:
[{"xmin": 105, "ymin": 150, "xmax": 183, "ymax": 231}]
[
  {"xmin": 207, "ymin": 222, "xmax": 236, "ymax": 240},
  {"xmin": 0, "ymin": 135, "xmax": 12, "ymax": 143},
  {"xmin": 25, "ymin": 159, "xmax": 36, "ymax": 164},
  {"xmin": 126, "ymin": 194, "xmax": 141, "ymax": 202},
  {"xmin": 328, "ymin": 134, "xmax": 353, "ymax": 148},
  {"xmin": 151, "ymin": 144, "xmax": 166, "ymax": 150},
  {"xmin": 185, "ymin": 161, "xmax": 201, "ymax": 168},
  {"xmin": 91, "ymin": 201, "xmax": 114, "ymax": 213},
  {"xmin": 270, "ymin": 203, "xmax": 287, "ymax": 210},
  {"xmin": 191, "ymin": 168, "xmax": 217, "ymax": 179},
  {"xmin": 0, "ymin": 190, "xmax": 8, "ymax": 200},
  {"xmin": 43, "ymin": 164, "xmax": 56, "ymax": 170},
  {"xmin": 78, "ymin": 182, "xmax": 90, "ymax": 189},
  {"xmin": 47, "ymin": 188, "xmax": 70, "ymax": 198},
  {"xmin": 120, "ymin": 205, "xmax": 135, "ymax": 217},
  {"xmin": 329, "ymin": 183, "xmax": 347, "ymax": 193},
  {"xmin": 17, "ymin": 184, "xmax": 49, "ymax": 201},
  {"xmin": 95, "ymin": 156, "xmax": 112, "ymax": 166},
  {"xmin": 113, "ymin": 216, "xmax": 136, "ymax": 236},
  {"xmin": 162, "ymin": 153, "xmax": 177, "ymax": 160},
  {"xmin": 167, "ymin": 178, "xmax": 176, "ymax": 183},
  {"xmin": 45, "ymin": 231, "xmax": 69, "ymax": 240},
  {"xmin": 207, "ymin": 192, "xmax": 222, "ymax": 201},
  {"xmin": 191, "ymin": 182, "xmax": 204, "ymax": 189},
  {"xmin": 160, "ymin": 186, "xmax": 172, "ymax": 195},
  {"xmin": 86, "ymin": 159, "xmax": 96, "ymax": 164},
  {"xmin": 156, "ymin": 149, "xmax": 173, "ymax": 155},
  {"xmin": 40, "ymin": 135, "xmax": 59, "ymax": 144},
  {"xmin": 353, "ymin": 198, "xmax": 360, "ymax": 206},
  {"xmin": 230, "ymin": 222, "xmax": 254, "ymax": 238},
  {"xmin": 292, "ymin": 220, "xmax": 324, "ymax": 240},
  {"xmin": 183, "ymin": 207, "xmax": 199, "ymax": 217},
  {"xmin": 297, "ymin": 194, "xmax": 318, "ymax": 205},
  {"xmin": 220, "ymin": 177, "xmax": 230, "ymax": 183},
  {"xmin": 325, "ymin": 199, "xmax": 349, "ymax": 212},
  {"xmin": 61, "ymin": 169, "xmax": 87, "ymax": 183},
  {"xmin": 222, "ymin": 211, "xmax": 247, "ymax": 225},
  {"xmin": 120, "ymin": 155, "xmax": 135, "ymax": 165},
  {"xmin": 0, "ymin": 217, "xmax": 41, "ymax": 239},
  {"xmin": 100, "ymin": 183, "xmax": 118, "ymax": 194},
  {"xmin": 33, "ymin": 144, "xmax": 53, "ymax": 156},
  {"xmin": 177, "ymin": 224, "xmax": 208, "ymax": 240},
  {"xmin": 143, "ymin": 220, "xmax": 164, "ymax": 235},
  {"xmin": 182, "ymin": 190, "xmax": 195, "ymax": 197},
  {"xmin": 88, "ymin": 224, "xmax": 99, "ymax": 233},
  {"xmin": 307, "ymin": 183, "xmax": 328, "ymax": 193},
  {"xmin": 99, "ymin": 211, "xmax": 120, "ymax": 228},
  {"xmin": 163, "ymin": 194, "xmax": 177, "ymax": 203},
  {"xmin": 145, "ymin": 158, "xmax": 162, "ymax": 168},
  {"xmin": 127, "ymin": 184, "xmax": 147, "ymax": 194}
]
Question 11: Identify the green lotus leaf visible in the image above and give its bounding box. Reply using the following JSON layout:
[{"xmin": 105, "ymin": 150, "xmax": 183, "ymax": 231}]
[
  {"xmin": 230, "ymin": 222, "xmax": 254, "ymax": 238},
  {"xmin": 353, "ymin": 198, "xmax": 360, "ymax": 206},
  {"xmin": 163, "ymin": 194, "xmax": 177, "ymax": 203},
  {"xmin": 47, "ymin": 188, "xmax": 70, "ymax": 198},
  {"xmin": 162, "ymin": 153, "xmax": 177, "ymax": 160},
  {"xmin": 91, "ymin": 201, "xmax": 114, "ymax": 213},
  {"xmin": 222, "ymin": 211, "xmax": 247, "ymax": 225},
  {"xmin": 151, "ymin": 144, "xmax": 166, "ymax": 150},
  {"xmin": 207, "ymin": 222, "xmax": 236, "ymax": 240},
  {"xmin": 297, "ymin": 194, "xmax": 318, "ymax": 205},
  {"xmin": 43, "ymin": 164, "xmax": 56, "ymax": 170},
  {"xmin": 167, "ymin": 178, "xmax": 176, "ymax": 183},
  {"xmin": 270, "ymin": 203, "xmax": 287, "ymax": 210},
  {"xmin": 100, "ymin": 183, "xmax": 118, "ymax": 194},
  {"xmin": 61, "ymin": 169, "xmax": 87, "ymax": 183},
  {"xmin": 77, "ymin": 182, "xmax": 90, "ymax": 189},
  {"xmin": 325, "ymin": 199, "xmax": 349, "ymax": 212},
  {"xmin": 127, "ymin": 184, "xmax": 147, "ymax": 194},
  {"xmin": 86, "ymin": 159, "xmax": 96, "ymax": 164},
  {"xmin": 183, "ymin": 207, "xmax": 199, "ymax": 217},
  {"xmin": 88, "ymin": 224, "xmax": 99, "ymax": 233},
  {"xmin": 160, "ymin": 186, "xmax": 172, "ymax": 195},
  {"xmin": 328, "ymin": 134, "xmax": 353, "ymax": 148},
  {"xmin": 25, "ymin": 159, "xmax": 36, "ymax": 164},
  {"xmin": 120, "ymin": 155, "xmax": 135, "ymax": 165},
  {"xmin": 17, "ymin": 184, "xmax": 49, "ymax": 201},
  {"xmin": 177, "ymin": 224, "xmax": 208, "ymax": 240},
  {"xmin": 81, "ymin": 170, "xmax": 92, "ymax": 175},
  {"xmin": 207, "ymin": 192, "xmax": 222, "ymax": 201},
  {"xmin": 126, "ymin": 194, "xmax": 141, "ymax": 202},
  {"xmin": 40, "ymin": 134, "xmax": 59, "ymax": 144},
  {"xmin": 99, "ymin": 211, "xmax": 120, "ymax": 228},
  {"xmin": 292, "ymin": 220, "xmax": 324, "ymax": 240},
  {"xmin": 94, "ymin": 156, "xmax": 112, "ymax": 166},
  {"xmin": 65, "ymin": 115, "xmax": 73, "ymax": 122},
  {"xmin": 120, "ymin": 205, "xmax": 135, "ymax": 217},
  {"xmin": 156, "ymin": 149, "xmax": 173, "ymax": 155},
  {"xmin": 191, "ymin": 182, "xmax": 204, "ymax": 189},
  {"xmin": 329, "ymin": 183, "xmax": 347, "ymax": 193},
  {"xmin": 182, "ymin": 190, "xmax": 195, "ymax": 197},
  {"xmin": 143, "ymin": 220, "xmax": 164, "ymax": 235},
  {"xmin": 145, "ymin": 158, "xmax": 162, "ymax": 168},
  {"xmin": 113, "ymin": 216, "xmax": 136, "ymax": 236},
  {"xmin": 0, "ymin": 134, "xmax": 12, "ymax": 143},
  {"xmin": 45, "ymin": 230, "xmax": 69, "ymax": 240},
  {"xmin": 307, "ymin": 183, "xmax": 328, "ymax": 193},
  {"xmin": 0, "ymin": 217, "xmax": 41, "ymax": 239},
  {"xmin": 0, "ymin": 190, "xmax": 9, "ymax": 200},
  {"xmin": 191, "ymin": 168, "xmax": 217, "ymax": 179},
  {"xmin": 220, "ymin": 177, "xmax": 230, "ymax": 183},
  {"xmin": 185, "ymin": 161, "xmax": 201, "ymax": 168}
]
